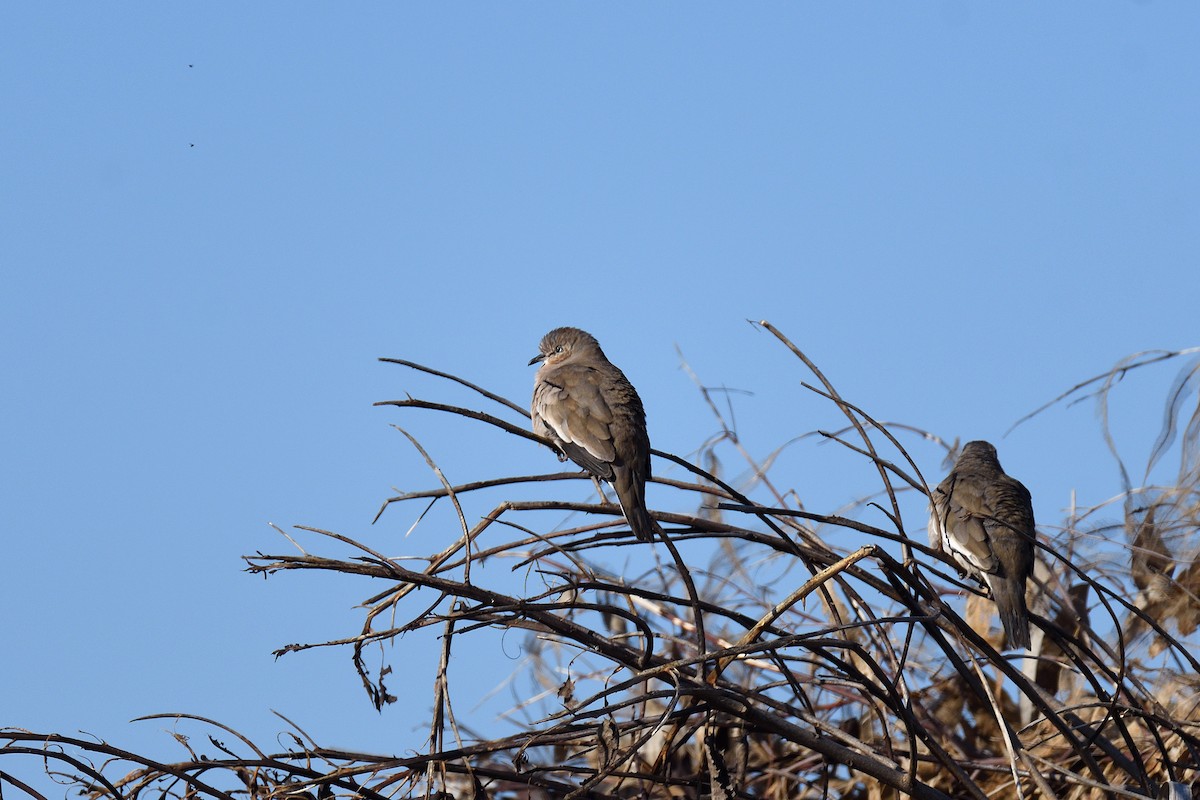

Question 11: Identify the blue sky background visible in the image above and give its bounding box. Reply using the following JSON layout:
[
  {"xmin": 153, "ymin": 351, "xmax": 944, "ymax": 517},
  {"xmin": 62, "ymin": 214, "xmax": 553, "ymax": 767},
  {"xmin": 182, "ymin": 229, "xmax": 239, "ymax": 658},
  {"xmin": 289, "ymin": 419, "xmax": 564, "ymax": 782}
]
[{"xmin": 2, "ymin": 2, "xmax": 1198, "ymax": 790}]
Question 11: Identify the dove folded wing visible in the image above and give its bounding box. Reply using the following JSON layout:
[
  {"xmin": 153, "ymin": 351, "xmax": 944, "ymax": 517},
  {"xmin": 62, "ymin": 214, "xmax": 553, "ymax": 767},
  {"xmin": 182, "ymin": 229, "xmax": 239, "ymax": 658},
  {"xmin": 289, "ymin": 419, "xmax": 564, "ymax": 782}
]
[{"xmin": 533, "ymin": 366, "xmax": 618, "ymax": 479}]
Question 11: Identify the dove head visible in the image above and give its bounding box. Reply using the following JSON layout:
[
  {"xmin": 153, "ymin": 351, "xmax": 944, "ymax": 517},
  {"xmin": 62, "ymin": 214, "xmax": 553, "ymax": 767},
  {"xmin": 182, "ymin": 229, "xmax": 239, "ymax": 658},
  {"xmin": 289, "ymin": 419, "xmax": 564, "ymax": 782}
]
[
  {"xmin": 958, "ymin": 440, "xmax": 1001, "ymax": 466},
  {"xmin": 529, "ymin": 327, "xmax": 606, "ymax": 367}
]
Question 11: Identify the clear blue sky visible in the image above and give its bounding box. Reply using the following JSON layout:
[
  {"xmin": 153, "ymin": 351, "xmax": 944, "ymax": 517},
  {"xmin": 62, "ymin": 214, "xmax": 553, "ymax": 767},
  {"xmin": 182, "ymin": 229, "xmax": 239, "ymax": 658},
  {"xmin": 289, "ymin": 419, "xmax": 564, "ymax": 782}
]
[{"xmin": 2, "ymin": 2, "xmax": 1197, "ymax": 787}]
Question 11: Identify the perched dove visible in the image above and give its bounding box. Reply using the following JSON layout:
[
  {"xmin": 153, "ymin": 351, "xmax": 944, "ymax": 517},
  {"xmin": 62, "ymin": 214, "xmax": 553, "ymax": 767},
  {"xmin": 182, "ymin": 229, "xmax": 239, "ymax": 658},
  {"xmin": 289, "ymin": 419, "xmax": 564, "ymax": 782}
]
[
  {"xmin": 530, "ymin": 327, "xmax": 661, "ymax": 542},
  {"xmin": 929, "ymin": 440, "xmax": 1035, "ymax": 649}
]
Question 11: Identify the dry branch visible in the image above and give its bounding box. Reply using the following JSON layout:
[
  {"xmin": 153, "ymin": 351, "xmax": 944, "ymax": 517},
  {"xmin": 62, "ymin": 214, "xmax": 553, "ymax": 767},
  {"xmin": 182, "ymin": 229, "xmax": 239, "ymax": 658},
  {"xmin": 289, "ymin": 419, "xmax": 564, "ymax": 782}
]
[{"xmin": 5, "ymin": 327, "xmax": 1200, "ymax": 800}]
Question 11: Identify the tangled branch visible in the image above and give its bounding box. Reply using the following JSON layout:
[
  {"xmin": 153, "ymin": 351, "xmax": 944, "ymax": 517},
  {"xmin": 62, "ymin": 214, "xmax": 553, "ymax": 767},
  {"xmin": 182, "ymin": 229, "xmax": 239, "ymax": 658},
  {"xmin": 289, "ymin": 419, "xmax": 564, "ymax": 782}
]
[{"xmin": 5, "ymin": 323, "xmax": 1200, "ymax": 799}]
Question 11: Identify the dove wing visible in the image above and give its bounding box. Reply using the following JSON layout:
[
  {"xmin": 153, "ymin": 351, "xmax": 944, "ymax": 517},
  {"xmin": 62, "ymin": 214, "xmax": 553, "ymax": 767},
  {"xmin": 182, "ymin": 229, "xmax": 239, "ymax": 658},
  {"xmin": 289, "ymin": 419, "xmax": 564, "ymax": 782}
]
[
  {"xmin": 934, "ymin": 471, "xmax": 999, "ymax": 574},
  {"xmin": 533, "ymin": 365, "xmax": 618, "ymax": 479}
]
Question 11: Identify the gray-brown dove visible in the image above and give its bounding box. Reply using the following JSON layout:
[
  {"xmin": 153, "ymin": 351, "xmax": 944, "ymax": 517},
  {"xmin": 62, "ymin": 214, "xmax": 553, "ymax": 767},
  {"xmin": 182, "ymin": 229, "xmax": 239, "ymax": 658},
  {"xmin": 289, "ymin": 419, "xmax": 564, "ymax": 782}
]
[
  {"xmin": 928, "ymin": 440, "xmax": 1035, "ymax": 649},
  {"xmin": 529, "ymin": 327, "xmax": 661, "ymax": 542}
]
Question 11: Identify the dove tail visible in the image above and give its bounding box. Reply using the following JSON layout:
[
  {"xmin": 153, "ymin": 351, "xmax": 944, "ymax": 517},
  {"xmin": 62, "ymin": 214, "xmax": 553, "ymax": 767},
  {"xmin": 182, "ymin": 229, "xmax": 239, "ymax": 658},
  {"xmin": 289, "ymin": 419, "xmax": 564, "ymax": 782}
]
[
  {"xmin": 612, "ymin": 466, "xmax": 661, "ymax": 543},
  {"xmin": 992, "ymin": 577, "xmax": 1032, "ymax": 650}
]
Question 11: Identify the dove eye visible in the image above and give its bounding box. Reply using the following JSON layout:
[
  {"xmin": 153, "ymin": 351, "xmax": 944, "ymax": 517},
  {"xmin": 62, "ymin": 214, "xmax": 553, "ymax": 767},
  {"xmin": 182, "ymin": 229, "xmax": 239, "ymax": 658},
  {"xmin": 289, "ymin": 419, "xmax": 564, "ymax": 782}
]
[{"xmin": 555, "ymin": 345, "xmax": 564, "ymax": 354}]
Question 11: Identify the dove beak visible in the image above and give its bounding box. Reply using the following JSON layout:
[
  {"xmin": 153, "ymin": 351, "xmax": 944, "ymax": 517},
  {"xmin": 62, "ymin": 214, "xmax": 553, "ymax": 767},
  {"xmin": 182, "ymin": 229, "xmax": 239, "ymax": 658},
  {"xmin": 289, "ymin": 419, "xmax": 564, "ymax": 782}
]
[{"xmin": 528, "ymin": 353, "xmax": 546, "ymax": 366}]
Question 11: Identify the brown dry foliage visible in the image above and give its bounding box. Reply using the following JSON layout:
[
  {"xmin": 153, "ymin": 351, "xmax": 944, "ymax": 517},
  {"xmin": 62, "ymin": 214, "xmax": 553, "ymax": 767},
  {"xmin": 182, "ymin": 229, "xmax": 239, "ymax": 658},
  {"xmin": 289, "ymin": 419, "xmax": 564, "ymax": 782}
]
[{"xmin": 4, "ymin": 326, "xmax": 1200, "ymax": 800}]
